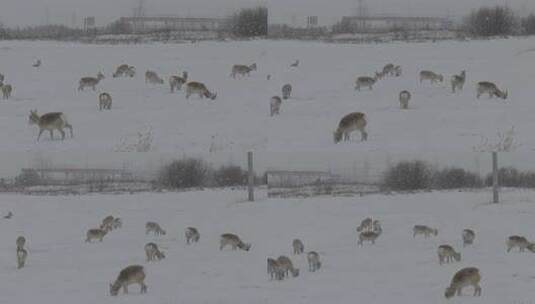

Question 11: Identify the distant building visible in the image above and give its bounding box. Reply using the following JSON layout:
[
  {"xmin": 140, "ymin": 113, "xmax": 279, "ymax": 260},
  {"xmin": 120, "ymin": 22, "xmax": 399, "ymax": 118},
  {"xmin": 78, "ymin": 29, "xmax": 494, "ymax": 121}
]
[
  {"xmin": 117, "ymin": 16, "xmax": 232, "ymax": 33},
  {"xmin": 340, "ymin": 16, "xmax": 452, "ymax": 33}
]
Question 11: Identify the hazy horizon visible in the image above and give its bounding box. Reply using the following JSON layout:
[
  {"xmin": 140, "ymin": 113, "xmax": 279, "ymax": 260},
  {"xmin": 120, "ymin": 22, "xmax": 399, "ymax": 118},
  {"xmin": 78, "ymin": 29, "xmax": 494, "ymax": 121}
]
[{"xmin": 1, "ymin": 0, "xmax": 534, "ymax": 28}]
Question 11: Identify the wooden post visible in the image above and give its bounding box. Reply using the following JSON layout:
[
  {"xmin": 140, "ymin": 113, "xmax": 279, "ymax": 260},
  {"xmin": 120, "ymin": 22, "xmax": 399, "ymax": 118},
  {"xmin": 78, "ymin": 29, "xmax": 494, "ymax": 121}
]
[
  {"xmin": 492, "ymin": 151, "xmax": 499, "ymax": 204},
  {"xmin": 248, "ymin": 151, "xmax": 254, "ymax": 202}
]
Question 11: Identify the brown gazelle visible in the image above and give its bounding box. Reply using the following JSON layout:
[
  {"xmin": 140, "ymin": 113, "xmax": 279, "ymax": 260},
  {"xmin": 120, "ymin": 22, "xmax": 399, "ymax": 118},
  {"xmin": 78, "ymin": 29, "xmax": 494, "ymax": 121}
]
[
  {"xmin": 358, "ymin": 224, "xmax": 382, "ymax": 246},
  {"xmin": 145, "ymin": 222, "xmax": 166, "ymax": 236},
  {"xmin": 99, "ymin": 92, "xmax": 112, "ymax": 111},
  {"xmin": 420, "ymin": 70, "xmax": 443, "ymax": 84},
  {"xmin": 17, "ymin": 247, "xmax": 27, "ymax": 269},
  {"xmin": 270, "ymin": 96, "xmax": 282, "ymax": 117},
  {"xmin": 109, "ymin": 265, "xmax": 148, "ymax": 296},
  {"xmin": 231, "ymin": 63, "xmax": 257, "ymax": 78},
  {"xmin": 144, "ymin": 242, "xmax": 166, "ymax": 262},
  {"xmin": 355, "ymin": 76, "xmax": 377, "ymax": 91},
  {"xmin": 219, "ymin": 233, "xmax": 251, "ymax": 251},
  {"xmin": 267, "ymin": 258, "xmax": 284, "ymax": 280},
  {"xmin": 334, "ymin": 112, "xmax": 368, "ymax": 143},
  {"xmin": 506, "ymin": 235, "xmax": 529, "ymax": 252},
  {"xmin": 85, "ymin": 228, "xmax": 107, "ymax": 242},
  {"xmin": 169, "ymin": 71, "xmax": 188, "ymax": 93},
  {"xmin": 444, "ymin": 267, "xmax": 482, "ymax": 299},
  {"xmin": 185, "ymin": 227, "xmax": 200, "ymax": 244},
  {"xmin": 307, "ymin": 251, "xmax": 322, "ymax": 272},
  {"xmin": 277, "ymin": 255, "xmax": 300, "ymax": 278},
  {"xmin": 413, "ymin": 225, "xmax": 438, "ymax": 238},
  {"xmin": 477, "ymin": 81, "xmax": 508, "ymax": 99},
  {"xmin": 399, "ymin": 90, "xmax": 411, "ymax": 109},
  {"xmin": 16, "ymin": 236, "xmax": 26, "ymax": 251},
  {"xmin": 1, "ymin": 84, "xmax": 12, "ymax": 99},
  {"xmin": 282, "ymin": 84, "xmax": 292, "ymax": 100},
  {"xmin": 28, "ymin": 110, "xmax": 74, "ymax": 141},
  {"xmin": 292, "ymin": 239, "xmax": 304, "ymax": 255},
  {"xmin": 185, "ymin": 81, "xmax": 217, "ymax": 100},
  {"xmin": 78, "ymin": 72, "xmax": 104, "ymax": 91},
  {"xmin": 145, "ymin": 70, "xmax": 164, "ymax": 85},
  {"xmin": 451, "ymin": 70, "xmax": 466, "ymax": 93},
  {"xmin": 462, "ymin": 229, "xmax": 475, "ymax": 247},
  {"xmin": 437, "ymin": 245, "xmax": 461, "ymax": 265}
]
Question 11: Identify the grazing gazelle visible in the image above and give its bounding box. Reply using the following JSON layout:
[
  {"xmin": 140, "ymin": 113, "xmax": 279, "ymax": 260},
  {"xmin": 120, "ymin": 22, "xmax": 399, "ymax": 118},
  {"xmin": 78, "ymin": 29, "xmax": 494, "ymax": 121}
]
[
  {"xmin": 219, "ymin": 233, "xmax": 251, "ymax": 251},
  {"xmin": 145, "ymin": 222, "xmax": 166, "ymax": 236},
  {"xmin": 99, "ymin": 92, "xmax": 112, "ymax": 111},
  {"xmin": 419, "ymin": 70, "xmax": 443, "ymax": 84},
  {"xmin": 413, "ymin": 225, "xmax": 438, "ymax": 238},
  {"xmin": 185, "ymin": 227, "xmax": 200, "ymax": 244},
  {"xmin": 334, "ymin": 112, "xmax": 368, "ymax": 143},
  {"xmin": 292, "ymin": 239, "xmax": 304, "ymax": 255},
  {"xmin": 169, "ymin": 71, "xmax": 188, "ymax": 93},
  {"xmin": 477, "ymin": 81, "xmax": 508, "ymax": 100},
  {"xmin": 358, "ymin": 224, "xmax": 382, "ymax": 246},
  {"xmin": 438, "ymin": 245, "xmax": 461, "ymax": 265},
  {"xmin": 113, "ymin": 64, "xmax": 135, "ymax": 78},
  {"xmin": 1, "ymin": 84, "xmax": 12, "ymax": 99},
  {"xmin": 355, "ymin": 76, "xmax": 377, "ymax": 91},
  {"xmin": 277, "ymin": 256, "xmax": 300, "ymax": 278},
  {"xmin": 145, "ymin": 70, "xmax": 164, "ymax": 85},
  {"xmin": 507, "ymin": 235, "xmax": 530, "ymax": 252},
  {"xmin": 356, "ymin": 217, "xmax": 373, "ymax": 232},
  {"xmin": 282, "ymin": 84, "xmax": 292, "ymax": 100},
  {"xmin": 462, "ymin": 229, "xmax": 475, "ymax": 247},
  {"xmin": 270, "ymin": 96, "xmax": 282, "ymax": 117},
  {"xmin": 307, "ymin": 251, "xmax": 322, "ymax": 272},
  {"xmin": 451, "ymin": 70, "xmax": 466, "ymax": 93},
  {"xmin": 185, "ymin": 81, "xmax": 217, "ymax": 100},
  {"xmin": 444, "ymin": 267, "xmax": 482, "ymax": 299},
  {"xmin": 231, "ymin": 63, "xmax": 257, "ymax": 78},
  {"xmin": 28, "ymin": 110, "xmax": 74, "ymax": 141},
  {"xmin": 17, "ymin": 247, "xmax": 27, "ymax": 269},
  {"xmin": 290, "ymin": 60, "xmax": 299, "ymax": 68},
  {"xmin": 399, "ymin": 90, "xmax": 411, "ymax": 109},
  {"xmin": 267, "ymin": 258, "xmax": 284, "ymax": 280},
  {"xmin": 85, "ymin": 228, "xmax": 107, "ymax": 242},
  {"xmin": 78, "ymin": 72, "xmax": 104, "ymax": 91},
  {"xmin": 16, "ymin": 236, "xmax": 26, "ymax": 250},
  {"xmin": 109, "ymin": 265, "xmax": 148, "ymax": 296},
  {"xmin": 144, "ymin": 242, "xmax": 166, "ymax": 262}
]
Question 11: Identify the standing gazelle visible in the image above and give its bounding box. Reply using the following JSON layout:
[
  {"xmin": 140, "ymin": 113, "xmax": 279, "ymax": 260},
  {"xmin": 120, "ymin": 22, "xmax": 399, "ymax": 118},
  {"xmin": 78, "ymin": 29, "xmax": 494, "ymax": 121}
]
[
  {"xmin": 99, "ymin": 93, "xmax": 112, "ymax": 111},
  {"xmin": 292, "ymin": 239, "xmax": 304, "ymax": 255},
  {"xmin": 334, "ymin": 112, "xmax": 368, "ymax": 143},
  {"xmin": 144, "ymin": 243, "xmax": 166, "ymax": 262},
  {"xmin": 28, "ymin": 110, "xmax": 74, "ymax": 141},
  {"xmin": 282, "ymin": 84, "xmax": 292, "ymax": 100},
  {"xmin": 477, "ymin": 81, "xmax": 508, "ymax": 100},
  {"xmin": 399, "ymin": 90, "xmax": 411, "ymax": 109},
  {"xmin": 307, "ymin": 251, "xmax": 322, "ymax": 272},
  {"xmin": 185, "ymin": 227, "xmax": 200, "ymax": 244},
  {"xmin": 462, "ymin": 229, "xmax": 475, "ymax": 247},
  {"xmin": 270, "ymin": 96, "xmax": 282, "ymax": 117},
  {"xmin": 1, "ymin": 84, "xmax": 12, "ymax": 99},
  {"xmin": 219, "ymin": 233, "xmax": 251, "ymax": 251},
  {"xmin": 413, "ymin": 225, "xmax": 438, "ymax": 238},
  {"xmin": 451, "ymin": 70, "xmax": 466, "ymax": 93},
  {"xmin": 507, "ymin": 235, "xmax": 529, "ymax": 252},
  {"xmin": 355, "ymin": 76, "xmax": 377, "ymax": 91},
  {"xmin": 437, "ymin": 245, "xmax": 461, "ymax": 265},
  {"xmin": 17, "ymin": 247, "xmax": 27, "ymax": 269},
  {"xmin": 145, "ymin": 70, "xmax": 164, "ymax": 85},
  {"xmin": 444, "ymin": 267, "xmax": 482, "ymax": 299},
  {"xmin": 231, "ymin": 63, "xmax": 257, "ymax": 78},
  {"xmin": 169, "ymin": 72, "xmax": 188, "ymax": 93},
  {"xmin": 78, "ymin": 72, "xmax": 104, "ymax": 91}
]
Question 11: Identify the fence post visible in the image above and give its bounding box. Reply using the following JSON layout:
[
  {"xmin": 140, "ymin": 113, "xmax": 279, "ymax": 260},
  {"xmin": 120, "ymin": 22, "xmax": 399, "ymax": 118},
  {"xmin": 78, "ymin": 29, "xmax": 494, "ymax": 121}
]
[
  {"xmin": 492, "ymin": 151, "xmax": 499, "ymax": 204},
  {"xmin": 248, "ymin": 151, "xmax": 254, "ymax": 202}
]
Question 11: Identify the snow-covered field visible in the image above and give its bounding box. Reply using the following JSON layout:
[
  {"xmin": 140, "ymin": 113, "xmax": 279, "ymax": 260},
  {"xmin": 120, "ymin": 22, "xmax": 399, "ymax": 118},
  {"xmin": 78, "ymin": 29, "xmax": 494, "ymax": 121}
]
[
  {"xmin": 1, "ymin": 189, "xmax": 535, "ymax": 303},
  {"xmin": 0, "ymin": 38, "xmax": 534, "ymax": 158}
]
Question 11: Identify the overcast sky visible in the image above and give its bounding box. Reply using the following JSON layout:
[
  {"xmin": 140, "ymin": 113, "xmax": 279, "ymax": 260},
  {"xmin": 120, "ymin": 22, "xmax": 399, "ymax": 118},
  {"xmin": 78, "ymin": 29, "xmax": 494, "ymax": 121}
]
[{"xmin": 1, "ymin": 0, "xmax": 534, "ymax": 27}]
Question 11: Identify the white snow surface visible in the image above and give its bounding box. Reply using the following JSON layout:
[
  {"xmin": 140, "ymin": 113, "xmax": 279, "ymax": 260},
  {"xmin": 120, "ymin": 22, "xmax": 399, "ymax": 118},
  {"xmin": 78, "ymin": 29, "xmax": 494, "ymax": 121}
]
[
  {"xmin": 1, "ymin": 189, "xmax": 535, "ymax": 303},
  {"xmin": 0, "ymin": 38, "xmax": 534, "ymax": 157}
]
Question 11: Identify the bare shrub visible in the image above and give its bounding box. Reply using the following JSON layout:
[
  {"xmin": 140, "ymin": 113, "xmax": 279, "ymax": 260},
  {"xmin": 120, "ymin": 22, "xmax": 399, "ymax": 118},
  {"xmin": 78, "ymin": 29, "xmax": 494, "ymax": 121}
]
[{"xmin": 158, "ymin": 158, "xmax": 208, "ymax": 189}]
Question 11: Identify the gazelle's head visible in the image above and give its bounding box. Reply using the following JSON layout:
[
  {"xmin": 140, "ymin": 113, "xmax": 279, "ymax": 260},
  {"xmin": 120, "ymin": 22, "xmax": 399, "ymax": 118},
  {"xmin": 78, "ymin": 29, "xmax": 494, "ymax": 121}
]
[
  {"xmin": 28, "ymin": 110, "xmax": 40, "ymax": 125},
  {"xmin": 97, "ymin": 72, "xmax": 105, "ymax": 80},
  {"xmin": 444, "ymin": 286, "xmax": 455, "ymax": 299},
  {"xmin": 240, "ymin": 243, "xmax": 251, "ymax": 251},
  {"xmin": 109, "ymin": 282, "xmax": 121, "ymax": 296},
  {"xmin": 333, "ymin": 128, "xmax": 343, "ymax": 144},
  {"xmin": 249, "ymin": 63, "xmax": 257, "ymax": 71},
  {"xmin": 496, "ymin": 89, "xmax": 508, "ymax": 100}
]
